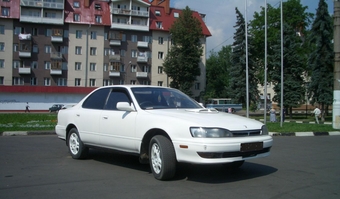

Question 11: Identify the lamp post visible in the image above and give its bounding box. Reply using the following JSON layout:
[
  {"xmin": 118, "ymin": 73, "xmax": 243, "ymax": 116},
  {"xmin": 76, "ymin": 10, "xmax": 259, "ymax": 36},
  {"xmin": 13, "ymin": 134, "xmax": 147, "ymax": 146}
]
[{"xmin": 85, "ymin": 24, "xmax": 91, "ymax": 87}]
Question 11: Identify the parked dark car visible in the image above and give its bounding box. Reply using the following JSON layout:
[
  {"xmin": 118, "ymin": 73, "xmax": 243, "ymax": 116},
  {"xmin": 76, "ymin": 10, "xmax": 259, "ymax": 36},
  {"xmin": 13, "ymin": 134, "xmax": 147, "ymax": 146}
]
[{"xmin": 49, "ymin": 104, "xmax": 64, "ymax": 113}]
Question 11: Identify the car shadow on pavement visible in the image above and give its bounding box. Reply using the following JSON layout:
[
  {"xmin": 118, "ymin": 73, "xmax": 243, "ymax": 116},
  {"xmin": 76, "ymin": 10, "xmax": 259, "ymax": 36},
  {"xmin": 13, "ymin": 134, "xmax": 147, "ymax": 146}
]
[
  {"xmin": 174, "ymin": 162, "xmax": 277, "ymax": 183},
  {"xmin": 86, "ymin": 148, "xmax": 277, "ymax": 183}
]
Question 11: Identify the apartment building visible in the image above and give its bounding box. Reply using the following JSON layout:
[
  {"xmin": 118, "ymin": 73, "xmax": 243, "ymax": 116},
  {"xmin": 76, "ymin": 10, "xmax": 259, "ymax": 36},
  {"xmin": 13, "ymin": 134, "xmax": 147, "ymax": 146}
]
[{"xmin": 0, "ymin": 0, "xmax": 211, "ymax": 106}]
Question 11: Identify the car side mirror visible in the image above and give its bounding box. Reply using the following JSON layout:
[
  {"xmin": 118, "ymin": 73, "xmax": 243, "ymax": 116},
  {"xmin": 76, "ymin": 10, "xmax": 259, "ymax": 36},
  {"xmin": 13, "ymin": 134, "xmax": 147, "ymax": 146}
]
[{"xmin": 117, "ymin": 102, "xmax": 136, "ymax": 112}]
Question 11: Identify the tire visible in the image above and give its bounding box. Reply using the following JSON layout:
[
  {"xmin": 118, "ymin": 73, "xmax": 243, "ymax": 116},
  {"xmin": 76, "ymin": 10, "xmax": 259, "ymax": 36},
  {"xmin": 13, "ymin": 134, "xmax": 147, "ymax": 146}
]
[
  {"xmin": 149, "ymin": 135, "xmax": 176, "ymax": 180},
  {"xmin": 67, "ymin": 128, "xmax": 88, "ymax": 159}
]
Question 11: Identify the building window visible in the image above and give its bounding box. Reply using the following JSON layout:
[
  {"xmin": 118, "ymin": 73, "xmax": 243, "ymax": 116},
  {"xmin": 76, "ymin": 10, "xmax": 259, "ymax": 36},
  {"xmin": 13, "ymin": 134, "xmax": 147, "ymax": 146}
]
[
  {"xmin": 75, "ymin": 46, "xmax": 82, "ymax": 55},
  {"xmin": 103, "ymin": 63, "xmax": 108, "ymax": 71},
  {"xmin": 45, "ymin": 45, "xmax": 51, "ymax": 53},
  {"xmin": 119, "ymin": 80, "xmax": 124, "ymax": 85},
  {"xmin": 0, "ymin": 25, "xmax": 4, "ymax": 34},
  {"xmin": 131, "ymin": 65, "xmax": 136, "ymax": 72},
  {"xmin": 90, "ymin": 47, "xmax": 97, "ymax": 55},
  {"xmin": 131, "ymin": 35, "xmax": 137, "ymax": 42},
  {"xmin": 195, "ymin": 82, "xmax": 200, "ymax": 90},
  {"xmin": 90, "ymin": 63, "xmax": 96, "ymax": 71},
  {"xmin": 75, "ymin": 78, "xmax": 81, "ymax": 86},
  {"xmin": 75, "ymin": 62, "xmax": 81, "ymax": 70},
  {"xmin": 30, "ymin": 77, "xmax": 37, "ymax": 86},
  {"xmin": 95, "ymin": 15, "xmax": 102, "ymax": 23},
  {"xmin": 143, "ymin": 65, "xmax": 150, "ymax": 72},
  {"xmin": 157, "ymin": 81, "xmax": 163, "ymax": 86},
  {"xmin": 174, "ymin": 12, "xmax": 179, "ymax": 18},
  {"xmin": 45, "ymin": 29, "xmax": 52, "ymax": 37},
  {"xmin": 32, "ymin": 45, "xmax": 38, "ymax": 53},
  {"xmin": 13, "ymin": 44, "xmax": 18, "ymax": 52},
  {"xmin": 90, "ymin": 31, "xmax": 97, "ymax": 39},
  {"xmin": 131, "ymin": 50, "xmax": 137, "ymax": 58},
  {"xmin": 89, "ymin": 79, "xmax": 96, "ymax": 87},
  {"xmin": 14, "ymin": 27, "xmax": 21, "ymax": 35},
  {"xmin": 142, "ymin": 80, "xmax": 150, "ymax": 85},
  {"xmin": 0, "ymin": 59, "xmax": 4, "ymax": 68},
  {"xmin": 44, "ymin": 78, "xmax": 50, "ymax": 86},
  {"xmin": 121, "ymin": 49, "xmax": 125, "ymax": 57},
  {"xmin": 61, "ymin": 46, "xmax": 68, "ymax": 54},
  {"xmin": 44, "ymin": 61, "xmax": 51, "ymax": 69},
  {"xmin": 73, "ymin": 1, "xmax": 80, "ymax": 8},
  {"xmin": 155, "ymin": 10, "xmax": 161, "ymax": 16},
  {"xmin": 122, "ymin": 34, "xmax": 126, "ymax": 41},
  {"xmin": 1, "ymin": 7, "xmax": 9, "ymax": 16},
  {"xmin": 74, "ymin": 14, "xmax": 80, "ymax": 22},
  {"xmin": 156, "ymin": 21, "xmax": 162, "ymax": 29},
  {"xmin": 57, "ymin": 78, "xmax": 67, "ymax": 86},
  {"xmin": 32, "ymin": 28, "xmax": 38, "ymax": 36},
  {"xmin": 0, "ymin": 42, "xmax": 4, "ymax": 51},
  {"xmin": 158, "ymin": 52, "xmax": 164, "ymax": 59},
  {"xmin": 158, "ymin": 66, "xmax": 163, "ymax": 74},
  {"xmin": 130, "ymin": 80, "xmax": 136, "ymax": 85},
  {"xmin": 76, "ymin": 30, "xmax": 82, "ymax": 39},
  {"xmin": 103, "ymin": 79, "xmax": 112, "ymax": 86},
  {"xmin": 0, "ymin": 77, "xmax": 4, "ymax": 85},
  {"xmin": 13, "ymin": 77, "xmax": 24, "ymax": 85},
  {"xmin": 158, "ymin": 37, "xmax": 163, "ymax": 44},
  {"xmin": 31, "ymin": 61, "xmax": 38, "ymax": 69},
  {"xmin": 13, "ymin": 61, "xmax": 20, "ymax": 68}
]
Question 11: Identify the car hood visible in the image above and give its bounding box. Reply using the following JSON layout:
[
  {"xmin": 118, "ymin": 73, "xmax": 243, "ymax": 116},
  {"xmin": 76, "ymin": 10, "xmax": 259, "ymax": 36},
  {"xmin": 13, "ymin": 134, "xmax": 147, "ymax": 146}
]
[{"xmin": 144, "ymin": 108, "xmax": 264, "ymax": 130}]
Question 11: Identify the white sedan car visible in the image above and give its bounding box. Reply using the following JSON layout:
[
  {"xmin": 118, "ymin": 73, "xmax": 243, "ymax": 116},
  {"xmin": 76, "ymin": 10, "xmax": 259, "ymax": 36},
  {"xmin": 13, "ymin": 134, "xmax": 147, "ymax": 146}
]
[{"xmin": 56, "ymin": 85, "xmax": 273, "ymax": 180}]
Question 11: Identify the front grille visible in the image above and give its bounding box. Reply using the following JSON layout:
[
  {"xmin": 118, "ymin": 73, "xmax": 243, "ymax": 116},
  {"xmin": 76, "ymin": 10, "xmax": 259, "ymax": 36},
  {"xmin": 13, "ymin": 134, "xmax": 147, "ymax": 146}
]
[
  {"xmin": 197, "ymin": 147, "xmax": 271, "ymax": 159},
  {"xmin": 231, "ymin": 130, "xmax": 262, "ymax": 137}
]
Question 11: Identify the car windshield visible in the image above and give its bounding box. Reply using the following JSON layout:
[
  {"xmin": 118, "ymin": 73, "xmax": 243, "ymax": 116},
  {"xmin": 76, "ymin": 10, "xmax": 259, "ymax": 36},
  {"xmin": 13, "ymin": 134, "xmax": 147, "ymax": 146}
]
[{"xmin": 131, "ymin": 87, "xmax": 202, "ymax": 110}]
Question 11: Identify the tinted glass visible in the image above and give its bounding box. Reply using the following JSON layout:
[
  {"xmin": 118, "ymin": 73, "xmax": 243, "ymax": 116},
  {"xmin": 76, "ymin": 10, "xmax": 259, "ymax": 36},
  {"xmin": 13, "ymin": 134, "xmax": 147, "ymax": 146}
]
[
  {"xmin": 131, "ymin": 87, "xmax": 201, "ymax": 109},
  {"xmin": 104, "ymin": 89, "xmax": 131, "ymax": 110},
  {"xmin": 82, "ymin": 88, "xmax": 110, "ymax": 109}
]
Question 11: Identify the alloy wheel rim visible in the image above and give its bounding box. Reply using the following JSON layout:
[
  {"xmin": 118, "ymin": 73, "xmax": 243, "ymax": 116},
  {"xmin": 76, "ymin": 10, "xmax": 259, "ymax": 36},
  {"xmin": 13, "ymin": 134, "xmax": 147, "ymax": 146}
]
[
  {"xmin": 69, "ymin": 133, "xmax": 79, "ymax": 155},
  {"xmin": 151, "ymin": 143, "xmax": 161, "ymax": 174}
]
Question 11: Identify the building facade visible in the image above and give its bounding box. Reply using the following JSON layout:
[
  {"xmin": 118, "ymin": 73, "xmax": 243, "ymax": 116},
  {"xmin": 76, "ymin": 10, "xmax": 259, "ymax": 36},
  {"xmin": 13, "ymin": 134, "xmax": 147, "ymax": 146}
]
[{"xmin": 0, "ymin": 0, "xmax": 211, "ymax": 107}]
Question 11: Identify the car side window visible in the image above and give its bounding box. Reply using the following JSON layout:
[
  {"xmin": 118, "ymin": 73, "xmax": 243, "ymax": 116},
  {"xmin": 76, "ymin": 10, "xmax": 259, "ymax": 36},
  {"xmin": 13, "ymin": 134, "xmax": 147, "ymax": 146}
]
[
  {"xmin": 82, "ymin": 88, "xmax": 111, "ymax": 109},
  {"xmin": 104, "ymin": 90, "xmax": 131, "ymax": 110}
]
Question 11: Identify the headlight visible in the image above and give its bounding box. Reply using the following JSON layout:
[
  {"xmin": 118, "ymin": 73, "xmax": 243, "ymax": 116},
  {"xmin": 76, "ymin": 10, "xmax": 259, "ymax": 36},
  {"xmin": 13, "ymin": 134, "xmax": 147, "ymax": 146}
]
[
  {"xmin": 190, "ymin": 127, "xmax": 233, "ymax": 138},
  {"xmin": 261, "ymin": 125, "xmax": 269, "ymax": 135}
]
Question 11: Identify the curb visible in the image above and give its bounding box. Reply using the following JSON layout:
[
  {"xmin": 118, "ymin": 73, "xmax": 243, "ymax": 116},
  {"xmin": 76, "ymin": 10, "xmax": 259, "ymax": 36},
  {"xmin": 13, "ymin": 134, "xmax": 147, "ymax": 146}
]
[
  {"xmin": 1, "ymin": 131, "xmax": 56, "ymax": 136},
  {"xmin": 269, "ymin": 131, "xmax": 340, "ymax": 136}
]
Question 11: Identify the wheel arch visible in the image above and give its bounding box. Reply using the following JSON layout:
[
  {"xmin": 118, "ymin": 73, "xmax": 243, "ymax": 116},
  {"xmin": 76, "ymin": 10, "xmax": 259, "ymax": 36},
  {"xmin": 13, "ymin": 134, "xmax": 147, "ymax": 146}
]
[{"xmin": 139, "ymin": 128, "xmax": 171, "ymax": 164}]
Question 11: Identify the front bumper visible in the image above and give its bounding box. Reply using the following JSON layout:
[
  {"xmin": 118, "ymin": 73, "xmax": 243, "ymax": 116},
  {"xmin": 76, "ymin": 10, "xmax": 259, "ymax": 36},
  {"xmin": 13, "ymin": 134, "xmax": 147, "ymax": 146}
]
[{"xmin": 172, "ymin": 136, "xmax": 273, "ymax": 164}]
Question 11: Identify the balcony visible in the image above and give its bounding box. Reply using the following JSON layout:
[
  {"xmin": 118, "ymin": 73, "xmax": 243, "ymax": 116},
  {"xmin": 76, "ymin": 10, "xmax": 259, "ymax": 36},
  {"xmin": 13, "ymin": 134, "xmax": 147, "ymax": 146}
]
[
  {"xmin": 20, "ymin": 0, "xmax": 64, "ymax": 9},
  {"xmin": 19, "ymin": 67, "xmax": 31, "ymax": 74},
  {"xmin": 51, "ymin": 29, "xmax": 63, "ymax": 42},
  {"xmin": 109, "ymin": 54, "xmax": 121, "ymax": 62},
  {"xmin": 50, "ymin": 69, "xmax": 62, "ymax": 75},
  {"xmin": 111, "ymin": 8, "xmax": 149, "ymax": 17},
  {"xmin": 19, "ymin": 51, "xmax": 31, "ymax": 58},
  {"xmin": 110, "ymin": 40, "xmax": 121, "ymax": 46},
  {"xmin": 137, "ymin": 56, "xmax": 148, "ymax": 63},
  {"xmin": 20, "ymin": 15, "xmax": 64, "ymax": 25},
  {"xmin": 19, "ymin": 34, "xmax": 31, "ymax": 40},
  {"xmin": 137, "ymin": 41, "xmax": 148, "ymax": 48},
  {"xmin": 136, "ymin": 72, "xmax": 148, "ymax": 78},
  {"xmin": 51, "ymin": 52, "xmax": 63, "ymax": 60},
  {"xmin": 109, "ymin": 71, "xmax": 121, "ymax": 77}
]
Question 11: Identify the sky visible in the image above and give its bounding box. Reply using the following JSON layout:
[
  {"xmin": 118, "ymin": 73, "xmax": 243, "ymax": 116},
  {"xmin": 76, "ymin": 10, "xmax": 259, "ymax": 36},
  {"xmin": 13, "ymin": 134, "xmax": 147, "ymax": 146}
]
[{"xmin": 170, "ymin": 0, "xmax": 334, "ymax": 57}]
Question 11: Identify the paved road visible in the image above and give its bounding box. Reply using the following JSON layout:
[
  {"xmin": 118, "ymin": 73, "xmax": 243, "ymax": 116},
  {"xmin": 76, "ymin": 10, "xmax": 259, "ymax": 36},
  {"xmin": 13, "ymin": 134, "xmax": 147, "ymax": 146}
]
[{"xmin": 0, "ymin": 135, "xmax": 339, "ymax": 199}]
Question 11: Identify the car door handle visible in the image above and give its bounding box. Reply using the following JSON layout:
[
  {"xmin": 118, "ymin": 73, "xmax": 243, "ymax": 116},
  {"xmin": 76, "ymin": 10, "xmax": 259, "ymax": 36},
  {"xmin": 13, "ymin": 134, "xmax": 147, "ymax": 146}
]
[
  {"xmin": 103, "ymin": 116, "xmax": 108, "ymax": 119},
  {"xmin": 76, "ymin": 114, "xmax": 80, "ymax": 117}
]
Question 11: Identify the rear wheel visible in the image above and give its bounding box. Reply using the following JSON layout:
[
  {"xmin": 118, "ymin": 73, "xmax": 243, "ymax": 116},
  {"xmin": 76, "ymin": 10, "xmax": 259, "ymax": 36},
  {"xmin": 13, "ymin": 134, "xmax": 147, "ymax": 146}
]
[
  {"xmin": 149, "ymin": 135, "xmax": 176, "ymax": 180},
  {"xmin": 67, "ymin": 128, "xmax": 88, "ymax": 159}
]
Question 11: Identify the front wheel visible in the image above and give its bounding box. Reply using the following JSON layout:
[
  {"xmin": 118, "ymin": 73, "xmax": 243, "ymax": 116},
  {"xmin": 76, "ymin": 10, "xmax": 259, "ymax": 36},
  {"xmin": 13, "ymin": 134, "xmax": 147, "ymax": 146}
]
[
  {"xmin": 149, "ymin": 135, "xmax": 176, "ymax": 180},
  {"xmin": 67, "ymin": 128, "xmax": 88, "ymax": 159}
]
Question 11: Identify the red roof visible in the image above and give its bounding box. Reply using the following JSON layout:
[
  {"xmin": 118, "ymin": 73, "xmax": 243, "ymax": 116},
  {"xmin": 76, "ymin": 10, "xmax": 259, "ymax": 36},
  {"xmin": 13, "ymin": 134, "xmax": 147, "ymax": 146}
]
[
  {"xmin": 0, "ymin": 86, "xmax": 97, "ymax": 94},
  {"xmin": 149, "ymin": 6, "xmax": 211, "ymax": 37}
]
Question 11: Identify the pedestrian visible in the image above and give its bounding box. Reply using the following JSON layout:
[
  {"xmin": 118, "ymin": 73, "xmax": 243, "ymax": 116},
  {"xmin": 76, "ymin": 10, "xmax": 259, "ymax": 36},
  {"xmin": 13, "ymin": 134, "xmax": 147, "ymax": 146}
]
[
  {"xmin": 25, "ymin": 102, "xmax": 30, "ymax": 113},
  {"xmin": 313, "ymin": 106, "xmax": 321, "ymax": 124},
  {"xmin": 269, "ymin": 107, "xmax": 276, "ymax": 122}
]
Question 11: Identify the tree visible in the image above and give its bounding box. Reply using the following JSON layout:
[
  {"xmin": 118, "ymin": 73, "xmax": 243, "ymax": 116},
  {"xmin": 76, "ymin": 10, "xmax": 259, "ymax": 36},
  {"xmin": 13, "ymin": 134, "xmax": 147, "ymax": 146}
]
[
  {"xmin": 270, "ymin": 24, "xmax": 306, "ymax": 118},
  {"xmin": 307, "ymin": 0, "xmax": 334, "ymax": 120},
  {"xmin": 163, "ymin": 6, "xmax": 203, "ymax": 96},
  {"xmin": 204, "ymin": 45, "xmax": 232, "ymax": 100},
  {"xmin": 249, "ymin": 0, "xmax": 313, "ymax": 83},
  {"xmin": 229, "ymin": 7, "xmax": 259, "ymax": 107}
]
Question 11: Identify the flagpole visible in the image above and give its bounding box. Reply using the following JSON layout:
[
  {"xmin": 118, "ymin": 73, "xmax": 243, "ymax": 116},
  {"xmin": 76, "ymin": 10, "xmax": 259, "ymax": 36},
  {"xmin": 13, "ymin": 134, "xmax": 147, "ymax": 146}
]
[
  {"xmin": 280, "ymin": 0, "xmax": 284, "ymax": 127},
  {"xmin": 245, "ymin": 0, "xmax": 249, "ymax": 118}
]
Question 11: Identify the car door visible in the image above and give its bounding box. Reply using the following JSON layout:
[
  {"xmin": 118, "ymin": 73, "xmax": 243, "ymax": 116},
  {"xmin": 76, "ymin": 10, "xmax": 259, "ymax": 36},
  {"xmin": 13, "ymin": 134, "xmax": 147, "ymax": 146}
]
[
  {"xmin": 75, "ymin": 88, "xmax": 110, "ymax": 145},
  {"xmin": 99, "ymin": 88, "xmax": 138, "ymax": 152}
]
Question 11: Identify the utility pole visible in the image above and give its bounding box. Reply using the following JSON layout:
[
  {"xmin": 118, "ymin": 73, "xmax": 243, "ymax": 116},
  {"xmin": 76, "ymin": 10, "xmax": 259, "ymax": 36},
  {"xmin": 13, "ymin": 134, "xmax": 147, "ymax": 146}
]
[{"xmin": 333, "ymin": 0, "xmax": 340, "ymax": 129}]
